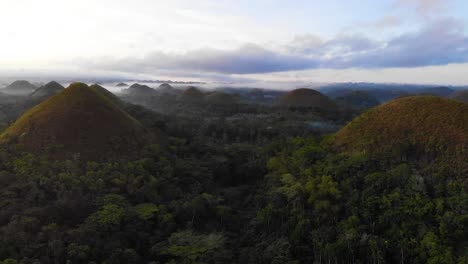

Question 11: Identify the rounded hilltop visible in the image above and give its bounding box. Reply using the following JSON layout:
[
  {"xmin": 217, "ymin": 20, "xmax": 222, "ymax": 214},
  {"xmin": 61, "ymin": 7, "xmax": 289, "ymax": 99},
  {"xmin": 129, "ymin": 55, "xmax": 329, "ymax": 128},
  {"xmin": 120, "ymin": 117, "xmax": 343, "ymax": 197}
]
[
  {"xmin": 179, "ymin": 86, "xmax": 204, "ymax": 102},
  {"xmin": 3, "ymin": 80, "xmax": 37, "ymax": 95},
  {"xmin": 277, "ymin": 88, "xmax": 336, "ymax": 110},
  {"xmin": 158, "ymin": 83, "xmax": 178, "ymax": 95},
  {"xmin": 334, "ymin": 96, "xmax": 468, "ymax": 167},
  {"xmin": 0, "ymin": 82, "xmax": 152, "ymax": 160},
  {"xmin": 30, "ymin": 81, "xmax": 64, "ymax": 98}
]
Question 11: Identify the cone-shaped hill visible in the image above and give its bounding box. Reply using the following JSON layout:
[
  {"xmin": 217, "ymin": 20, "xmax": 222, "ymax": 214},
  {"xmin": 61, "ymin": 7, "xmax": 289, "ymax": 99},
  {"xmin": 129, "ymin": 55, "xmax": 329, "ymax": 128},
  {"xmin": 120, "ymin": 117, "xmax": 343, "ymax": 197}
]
[
  {"xmin": 179, "ymin": 86, "xmax": 204, "ymax": 102},
  {"xmin": 3, "ymin": 80, "xmax": 37, "ymax": 95},
  {"xmin": 334, "ymin": 96, "xmax": 468, "ymax": 165},
  {"xmin": 124, "ymin": 83, "xmax": 158, "ymax": 97},
  {"xmin": 277, "ymin": 88, "xmax": 336, "ymax": 110},
  {"xmin": 158, "ymin": 83, "xmax": 179, "ymax": 95},
  {"xmin": 30, "ymin": 81, "xmax": 64, "ymax": 98},
  {"xmin": 450, "ymin": 90, "xmax": 468, "ymax": 103},
  {"xmin": 0, "ymin": 82, "xmax": 151, "ymax": 159},
  {"xmin": 89, "ymin": 84, "xmax": 125, "ymax": 108},
  {"xmin": 116, "ymin": 82, "xmax": 128, "ymax": 87}
]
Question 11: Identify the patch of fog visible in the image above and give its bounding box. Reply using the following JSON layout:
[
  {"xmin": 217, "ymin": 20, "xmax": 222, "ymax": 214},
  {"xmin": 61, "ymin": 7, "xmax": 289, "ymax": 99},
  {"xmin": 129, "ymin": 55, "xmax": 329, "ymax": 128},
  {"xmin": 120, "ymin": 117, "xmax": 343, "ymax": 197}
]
[{"xmin": 307, "ymin": 120, "xmax": 340, "ymax": 132}]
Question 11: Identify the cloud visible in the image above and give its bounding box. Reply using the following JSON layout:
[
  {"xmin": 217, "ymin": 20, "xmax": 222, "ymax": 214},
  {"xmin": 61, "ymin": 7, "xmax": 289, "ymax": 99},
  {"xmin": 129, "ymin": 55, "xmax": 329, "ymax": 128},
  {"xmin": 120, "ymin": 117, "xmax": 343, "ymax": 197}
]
[
  {"xmin": 76, "ymin": 18, "xmax": 468, "ymax": 76},
  {"xmin": 85, "ymin": 43, "xmax": 320, "ymax": 75},
  {"xmin": 373, "ymin": 16, "xmax": 402, "ymax": 29},
  {"xmin": 396, "ymin": 0, "xmax": 448, "ymax": 15},
  {"xmin": 335, "ymin": 18, "xmax": 468, "ymax": 68}
]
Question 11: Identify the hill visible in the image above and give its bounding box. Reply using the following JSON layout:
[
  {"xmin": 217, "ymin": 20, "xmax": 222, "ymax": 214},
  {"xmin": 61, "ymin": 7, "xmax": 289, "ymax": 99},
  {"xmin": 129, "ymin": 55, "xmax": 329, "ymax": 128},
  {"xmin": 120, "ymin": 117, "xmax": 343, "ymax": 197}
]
[
  {"xmin": 2, "ymin": 80, "xmax": 37, "ymax": 95},
  {"xmin": 89, "ymin": 84, "xmax": 125, "ymax": 107},
  {"xmin": 158, "ymin": 83, "xmax": 179, "ymax": 95},
  {"xmin": 334, "ymin": 96, "xmax": 468, "ymax": 167},
  {"xmin": 277, "ymin": 88, "xmax": 336, "ymax": 110},
  {"xmin": 30, "ymin": 81, "xmax": 64, "ymax": 98},
  {"xmin": 123, "ymin": 83, "xmax": 158, "ymax": 97},
  {"xmin": 415, "ymin": 86, "xmax": 454, "ymax": 97},
  {"xmin": 179, "ymin": 86, "xmax": 204, "ymax": 102},
  {"xmin": 204, "ymin": 92, "xmax": 240, "ymax": 105},
  {"xmin": 450, "ymin": 90, "xmax": 468, "ymax": 103},
  {"xmin": 334, "ymin": 90, "xmax": 380, "ymax": 111},
  {"xmin": 0, "ymin": 82, "xmax": 150, "ymax": 159},
  {"xmin": 116, "ymin": 82, "xmax": 128, "ymax": 87}
]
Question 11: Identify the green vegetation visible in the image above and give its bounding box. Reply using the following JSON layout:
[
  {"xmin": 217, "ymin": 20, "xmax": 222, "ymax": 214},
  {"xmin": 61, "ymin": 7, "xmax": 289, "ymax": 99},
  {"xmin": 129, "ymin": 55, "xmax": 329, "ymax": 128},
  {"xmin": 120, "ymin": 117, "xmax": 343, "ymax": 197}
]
[
  {"xmin": 0, "ymin": 86, "xmax": 465, "ymax": 263},
  {"xmin": 334, "ymin": 90, "xmax": 380, "ymax": 112},
  {"xmin": 204, "ymin": 92, "xmax": 240, "ymax": 105}
]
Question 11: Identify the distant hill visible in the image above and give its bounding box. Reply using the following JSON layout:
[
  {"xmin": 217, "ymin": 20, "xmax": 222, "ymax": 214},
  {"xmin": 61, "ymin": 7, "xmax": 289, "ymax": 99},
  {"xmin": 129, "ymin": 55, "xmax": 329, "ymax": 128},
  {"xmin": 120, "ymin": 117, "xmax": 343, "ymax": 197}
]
[
  {"xmin": 123, "ymin": 83, "xmax": 158, "ymax": 97},
  {"xmin": 30, "ymin": 81, "xmax": 64, "ymax": 98},
  {"xmin": 415, "ymin": 86, "xmax": 454, "ymax": 97},
  {"xmin": 204, "ymin": 92, "xmax": 240, "ymax": 105},
  {"xmin": 277, "ymin": 88, "xmax": 336, "ymax": 110},
  {"xmin": 179, "ymin": 86, "xmax": 204, "ymax": 103},
  {"xmin": 157, "ymin": 83, "xmax": 179, "ymax": 95},
  {"xmin": 450, "ymin": 90, "xmax": 468, "ymax": 103},
  {"xmin": 90, "ymin": 84, "xmax": 125, "ymax": 107},
  {"xmin": 0, "ymin": 82, "xmax": 151, "ymax": 159},
  {"xmin": 116, "ymin": 82, "xmax": 128, "ymax": 87},
  {"xmin": 320, "ymin": 83, "xmax": 459, "ymax": 102},
  {"xmin": 334, "ymin": 96, "xmax": 468, "ymax": 170},
  {"xmin": 334, "ymin": 90, "xmax": 380, "ymax": 111},
  {"xmin": 2, "ymin": 80, "xmax": 37, "ymax": 95}
]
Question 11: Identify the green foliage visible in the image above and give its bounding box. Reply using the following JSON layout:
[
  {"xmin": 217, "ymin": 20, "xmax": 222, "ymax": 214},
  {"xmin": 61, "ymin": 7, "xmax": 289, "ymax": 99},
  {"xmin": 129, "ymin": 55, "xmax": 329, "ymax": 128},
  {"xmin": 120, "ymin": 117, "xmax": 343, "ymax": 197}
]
[
  {"xmin": 133, "ymin": 203, "xmax": 159, "ymax": 221},
  {"xmin": 0, "ymin": 87, "xmax": 465, "ymax": 264},
  {"xmin": 160, "ymin": 230, "xmax": 226, "ymax": 263}
]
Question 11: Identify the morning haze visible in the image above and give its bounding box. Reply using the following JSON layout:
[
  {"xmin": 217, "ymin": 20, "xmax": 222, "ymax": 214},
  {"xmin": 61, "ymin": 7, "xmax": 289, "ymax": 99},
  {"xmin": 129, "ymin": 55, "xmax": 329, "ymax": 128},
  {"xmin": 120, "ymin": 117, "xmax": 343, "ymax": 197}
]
[{"xmin": 0, "ymin": 0, "xmax": 466, "ymax": 263}]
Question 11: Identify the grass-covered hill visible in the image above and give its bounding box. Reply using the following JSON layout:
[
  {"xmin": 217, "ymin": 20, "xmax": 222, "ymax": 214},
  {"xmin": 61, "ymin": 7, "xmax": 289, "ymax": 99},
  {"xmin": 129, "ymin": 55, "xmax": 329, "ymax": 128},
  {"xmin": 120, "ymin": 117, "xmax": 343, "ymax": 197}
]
[
  {"xmin": 2, "ymin": 80, "xmax": 37, "ymax": 95},
  {"xmin": 123, "ymin": 83, "xmax": 158, "ymax": 97},
  {"xmin": 179, "ymin": 86, "xmax": 204, "ymax": 102},
  {"xmin": 0, "ymin": 82, "xmax": 151, "ymax": 159},
  {"xmin": 450, "ymin": 90, "xmax": 468, "ymax": 103},
  {"xmin": 30, "ymin": 81, "xmax": 64, "ymax": 98},
  {"xmin": 277, "ymin": 88, "xmax": 336, "ymax": 110},
  {"xmin": 116, "ymin": 82, "xmax": 128, "ymax": 87},
  {"xmin": 89, "ymin": 84, "xmax": 125, "ymax": 107},
  {"xmin": 158, "ymin": 83, "xmax": 179, "ymax": 95},
  {"xmin": 334, "ymin": 96, "xmax": 468, "ymax": 170}
]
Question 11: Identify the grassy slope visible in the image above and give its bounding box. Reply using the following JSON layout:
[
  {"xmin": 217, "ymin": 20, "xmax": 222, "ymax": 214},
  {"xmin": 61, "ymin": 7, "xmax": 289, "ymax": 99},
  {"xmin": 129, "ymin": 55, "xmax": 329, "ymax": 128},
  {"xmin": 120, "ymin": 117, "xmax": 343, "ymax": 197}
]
[
  {"xmin": 334, "ymin": 96, "xmax": 468, "ymax": 155},
  {"xmin": 0, "ymin": 83, "xmax": 148, "ymax": 159},
  {"xmin": 278, "ymin": 88, "xmax": 336, "ymax": 109}
]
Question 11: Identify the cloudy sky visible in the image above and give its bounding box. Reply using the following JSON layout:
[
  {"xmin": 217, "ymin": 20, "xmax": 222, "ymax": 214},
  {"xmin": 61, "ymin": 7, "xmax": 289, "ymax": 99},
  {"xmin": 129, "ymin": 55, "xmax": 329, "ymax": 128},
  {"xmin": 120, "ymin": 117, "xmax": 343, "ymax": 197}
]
[{"xmin": 1, "ymin": 0, "xmax": 468, "ymax": 85}]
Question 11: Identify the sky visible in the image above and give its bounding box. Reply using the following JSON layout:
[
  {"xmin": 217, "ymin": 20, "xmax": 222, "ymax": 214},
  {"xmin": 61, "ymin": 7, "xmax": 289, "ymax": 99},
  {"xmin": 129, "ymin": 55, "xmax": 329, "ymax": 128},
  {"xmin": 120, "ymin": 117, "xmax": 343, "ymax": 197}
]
[{"xmin": 0, "ymin": 0, "xmax": 468, "ymax": 85}]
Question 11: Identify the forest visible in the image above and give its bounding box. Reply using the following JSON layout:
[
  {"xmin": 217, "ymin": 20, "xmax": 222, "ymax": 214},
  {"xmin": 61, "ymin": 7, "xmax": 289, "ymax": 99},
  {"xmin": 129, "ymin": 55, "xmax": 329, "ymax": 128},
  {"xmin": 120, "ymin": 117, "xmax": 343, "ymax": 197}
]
[{"xmin": 0, "ymin": 81, "xmax": 466, "ymax": 264}]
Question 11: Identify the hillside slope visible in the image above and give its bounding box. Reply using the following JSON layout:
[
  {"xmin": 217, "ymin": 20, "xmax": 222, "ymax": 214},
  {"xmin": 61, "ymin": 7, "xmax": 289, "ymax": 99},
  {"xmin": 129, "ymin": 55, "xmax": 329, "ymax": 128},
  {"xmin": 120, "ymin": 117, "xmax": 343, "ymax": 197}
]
[
  {"xmin": 277, "ymin": 88, "xmax": 336, "ymax": 110},
  {"xmin": 0, "ymin": 82, "xmax": 150, "ymax": 159},
  {"xmin": 334, "ymin": 96, "xmax": 468, "ymax": 171}
]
